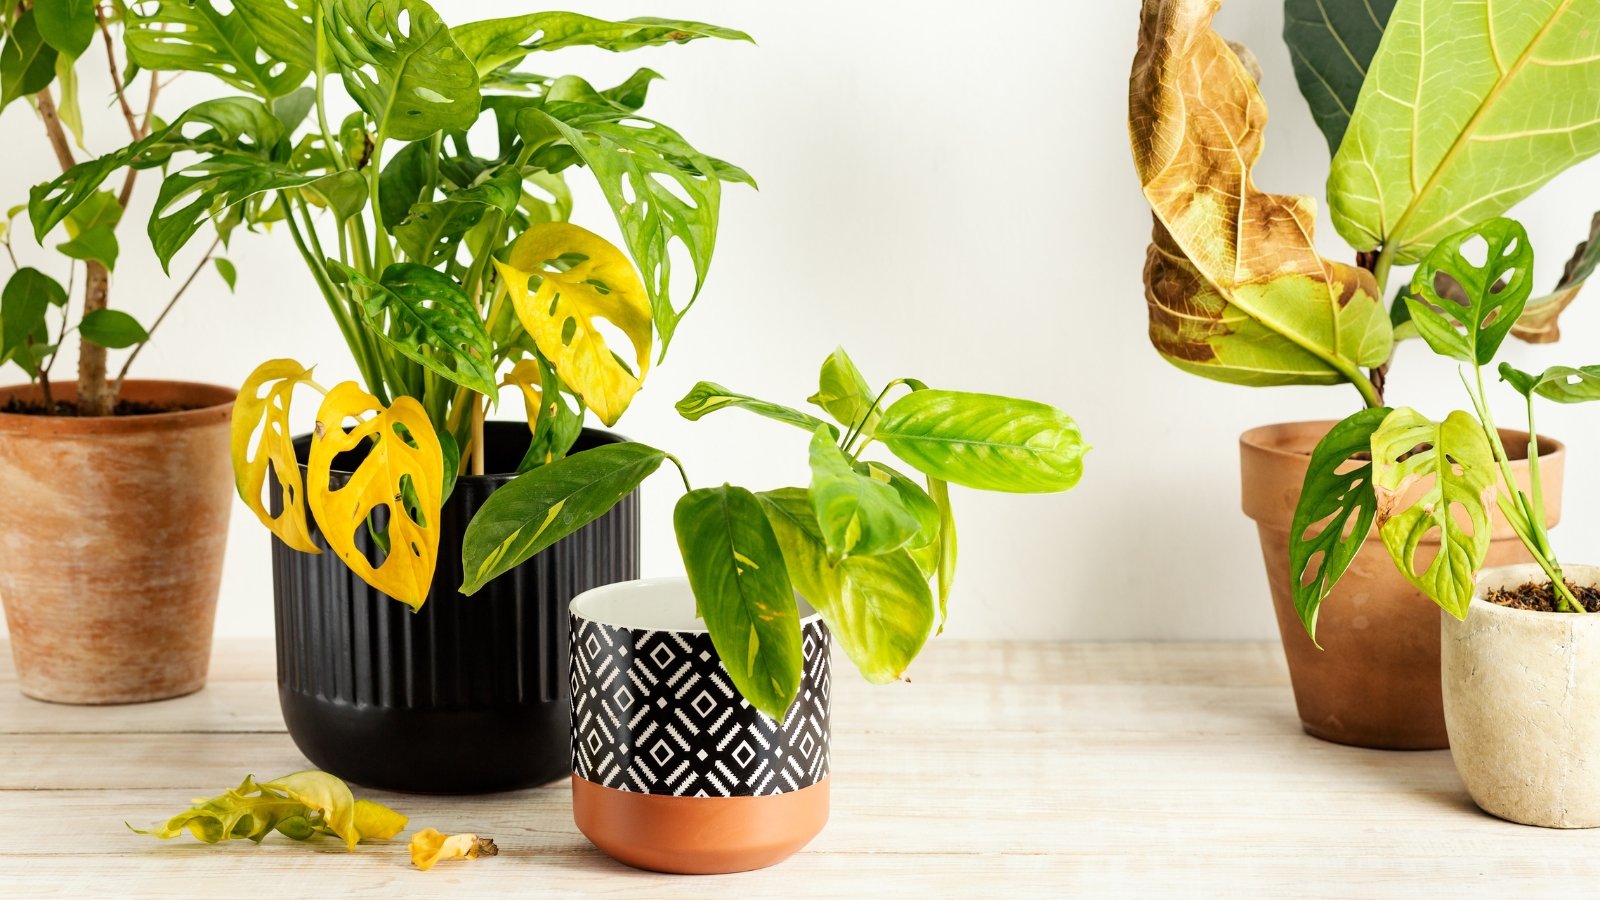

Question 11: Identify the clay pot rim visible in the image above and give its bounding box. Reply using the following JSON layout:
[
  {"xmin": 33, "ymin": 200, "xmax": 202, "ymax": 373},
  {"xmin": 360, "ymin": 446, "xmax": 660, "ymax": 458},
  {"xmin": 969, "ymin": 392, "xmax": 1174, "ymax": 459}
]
[
  {"xmin": 0, "ymin": 379, "xmax": 235, "ymax": 435},
  {"xmin": 1470, "ymin": 562, "xmax": 1600, "ymax": 624},
  {"xmin": 1241, "ymin": 419, "xmax": 1564, "ymax": 462},
  {"xmin": 572, "ymin": 576, "xmax": 823, "ymax": 635}
]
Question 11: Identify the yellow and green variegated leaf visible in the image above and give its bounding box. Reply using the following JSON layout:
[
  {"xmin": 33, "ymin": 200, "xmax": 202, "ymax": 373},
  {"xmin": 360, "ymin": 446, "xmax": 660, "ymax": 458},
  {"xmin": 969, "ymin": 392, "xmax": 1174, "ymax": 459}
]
[
  {"xmin": 130, "ymin": 771, "xmax": 406, "ymax": 848},
  {"xmin": 1370, "ymin": 408, "xmax": 1496, "ymax": 619},
  {"xmin": 307, "ymin": 383, "xmax": 444, "ymax": 609},
  {"xmin": 494, "ymin": 222, "xmax": 651, "ymax": 426},
  {"xmin": 1329, "ymin": 0, "xmax": 1600, "ymax": 264},
  {"xmin": 1131, "ymin": 0, "xmax": 1391, "ymax": 389},
  {"xmin": 231, "ymin": 359, "xmax": 320, "ymax": 554}
]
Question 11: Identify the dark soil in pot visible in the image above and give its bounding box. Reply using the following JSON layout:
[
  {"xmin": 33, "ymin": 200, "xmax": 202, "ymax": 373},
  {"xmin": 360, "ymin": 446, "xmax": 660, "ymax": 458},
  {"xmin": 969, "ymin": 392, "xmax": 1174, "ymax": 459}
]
[
  {"xmin": 1485, "ymin": 581, "xmax": 1600, "ymax": 613},
  {"xmin": 271, "ymin": 421, "xmax": 638, "ymax": 794}
]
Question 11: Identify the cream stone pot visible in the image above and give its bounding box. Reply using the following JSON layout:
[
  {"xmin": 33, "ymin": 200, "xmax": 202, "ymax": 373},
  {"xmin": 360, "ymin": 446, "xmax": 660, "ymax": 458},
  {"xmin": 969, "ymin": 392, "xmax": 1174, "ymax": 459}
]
[{"xmin": 1442, "ymin": 563, "xmax": 1600, "ymax": 829}]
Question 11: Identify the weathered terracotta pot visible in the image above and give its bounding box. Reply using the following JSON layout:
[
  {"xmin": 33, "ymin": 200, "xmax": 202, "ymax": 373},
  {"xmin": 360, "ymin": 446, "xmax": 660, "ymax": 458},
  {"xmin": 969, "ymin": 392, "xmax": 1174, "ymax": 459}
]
[
  {"xmin": 1241, "ymin": 420, "xmax": 1562, "ymax": 750},
  {"xmin": 569, "ymin": 578, "xmax": 831, "ymax": 874},
  {"xmin": 1444, "ymin": 564, "xmax": 1600, "ymax": 828},
  {"xmin": 0, "ymin": 380, "xmax": 235, "ymax": 704}
]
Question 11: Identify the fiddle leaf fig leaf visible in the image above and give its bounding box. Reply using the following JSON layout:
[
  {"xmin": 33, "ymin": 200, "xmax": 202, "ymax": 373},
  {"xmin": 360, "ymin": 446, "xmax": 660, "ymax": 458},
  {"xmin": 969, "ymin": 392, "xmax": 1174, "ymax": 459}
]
[
  {"xmin": 874, "ymin": 390, "xmax": 1088, "ymax": 493},
  {"xmin": 230, "ymin": 359, "xmax": 321, "ymax": 554},
  {"xmin": 308, "ymin": 383, "xmax": 445, "ymax": 609},
  {"xmin": 807, "ymin": 426, "xmax": 921, "ymax": 563},
  {"xmin": 1288, "ymin": 407, "xmax": 1390, "ymax": 642},
  {"xmin": 0, "ymin": 10, "xmax": 58, "ymax": 112},
  {"xmin": 1499, "ymin": 362, "xmax": 1600, "ymax": 404},
  {"xmin": 808, "ymin": 347, "xmax": 878, "ymax": 434},
  {"xmin": 328, "ymin": 261, "xmax": 497, "ymax": 397},
  {"xmin": 78, "ymin": 308, "xmax": 147, "ymax": 348},
  {"xmin": 35, "ymin": 0, "xmax": 95, "ymax": 58},
  {"xmin": 451, "ymin": 12, "xmax": 751, "ymax": 77},
  {"xmin": 322, "ymin": 0, "xmax": 481, "ymax": 142},
  {"xmin": 1282, "ymin": 0, "xmax": 1397, "ymax": 156},
  {"xmin": 1330, "ymin": 0, "xmax": 1600, "ymax": 263},
  {"xmin": 1403, "ymin": 217, "xmax": 1533, "ymax": 366},
  {"xmin": 124, "ymin": 0, "xmax": 310, "ymax": 98},
  {"xmin": 675, "ymin": 485, "xmax": 802, "ymax": 722},
  {"xmin": 1513, "ymin": 211, "xmax": 1600, "ymax": 344},
  {"xmin": 1130, "ymin": 0, "xmax": 1391, "ymax": 388},
  {"xmin": 1370, "ymin": 407, "xmax": 1496, "ymax": 620},
  {"xmin": 676, "ymin": 381, "xmax": 836, "ymax": 436}
]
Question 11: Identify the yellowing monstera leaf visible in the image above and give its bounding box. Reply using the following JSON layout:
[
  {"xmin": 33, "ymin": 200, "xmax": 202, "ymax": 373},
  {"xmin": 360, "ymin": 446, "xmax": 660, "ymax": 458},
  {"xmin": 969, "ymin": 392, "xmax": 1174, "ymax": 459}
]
[
  {"xmin": 409, "ymin": 827, "xmax": 499, "ymax": 871},
  {"xmin": 231, "ymin": 359, "xmax": 320, "ymax": 554},
  {"xmin": 307, "ymin": 382, "xmax": 444, "ymax": 609},
  {"xmin": 494, "ymin": 222, "xmax": 651, "ymax": 426}
]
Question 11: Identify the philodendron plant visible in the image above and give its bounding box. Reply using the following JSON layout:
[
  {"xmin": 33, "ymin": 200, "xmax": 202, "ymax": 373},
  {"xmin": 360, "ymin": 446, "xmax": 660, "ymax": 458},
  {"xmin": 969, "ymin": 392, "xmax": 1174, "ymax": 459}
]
[
  {"xmin": 1291, "ymin": 216, "xmax": 1596, "ymax": 639},
  {"xmin": 32, "ymin": 1, "xmax": 751, "ymax": 606},
  {"xmin": 1130, "ymin": 0, "xmax": 1600, "ymax": 408},
  {"xmin": 3, "ymin": 2, "xmax": 234, "ymax": 414},
  {"xmin": 461, "ymin": 348, "xmax": 1089, "ymax": 719}
]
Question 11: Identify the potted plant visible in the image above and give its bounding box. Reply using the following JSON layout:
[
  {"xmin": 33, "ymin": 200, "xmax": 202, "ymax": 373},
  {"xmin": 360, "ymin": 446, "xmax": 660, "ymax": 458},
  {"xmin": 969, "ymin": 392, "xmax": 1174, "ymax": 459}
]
[
  {"xmin": 1127, "ymin": 0, "xmax": 1600, "ymax": 748},
  {"xmin": 0, "ymin": 2, "xmax": 239, "ymax": 704},
  {"xmin": 460, "ymin": 347, "xmax": 1089, "ymax": 872},
  {"xmin": 1291, "ymin": 215, "xmax": 1600, "ymax": 827},
  {"xmin": 35, "ymin": 1, "xmax": 753, "ymax": 791}
]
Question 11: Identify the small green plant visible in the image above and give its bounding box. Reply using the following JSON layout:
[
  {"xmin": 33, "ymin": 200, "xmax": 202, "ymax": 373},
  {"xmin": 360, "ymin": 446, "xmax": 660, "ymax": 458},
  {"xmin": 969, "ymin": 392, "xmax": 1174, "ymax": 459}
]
[
  {"xmin": 461, "ymin": 348, "xmax": 1089, "ymax": 719},
  {"xmin": 1290, "ymin": 216, "xmax": 1597, "ymax": 639}
]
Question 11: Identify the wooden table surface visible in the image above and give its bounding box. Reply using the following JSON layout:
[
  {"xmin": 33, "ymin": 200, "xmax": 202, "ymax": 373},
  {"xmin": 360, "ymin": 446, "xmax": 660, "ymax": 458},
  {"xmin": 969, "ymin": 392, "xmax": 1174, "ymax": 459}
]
[{"xmin": 2, "ymin": 638, "xmax": 1597, "ymax": 897}]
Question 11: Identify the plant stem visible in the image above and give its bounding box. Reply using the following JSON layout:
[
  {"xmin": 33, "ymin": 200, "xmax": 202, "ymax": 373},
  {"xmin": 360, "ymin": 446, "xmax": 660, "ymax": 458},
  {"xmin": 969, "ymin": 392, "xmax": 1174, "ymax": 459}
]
[
  {"xmin": 112, "ymin": 236, "xmax": 221, "ymax": 392},
  {"xmin": 663, "ymin": 453, "xmax": 694, "ymax": 493},
  {"xmin": 470, "ymin": 393, "xmax": 485, "ymax": 476}
]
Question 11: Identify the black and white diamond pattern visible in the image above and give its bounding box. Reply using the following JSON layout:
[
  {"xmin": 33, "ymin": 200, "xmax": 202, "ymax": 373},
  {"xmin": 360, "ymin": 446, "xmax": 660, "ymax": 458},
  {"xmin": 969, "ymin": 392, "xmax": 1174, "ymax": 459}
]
[{"xmin": 570, "ymin": 613, "xmax": 831, "ymax": 797}]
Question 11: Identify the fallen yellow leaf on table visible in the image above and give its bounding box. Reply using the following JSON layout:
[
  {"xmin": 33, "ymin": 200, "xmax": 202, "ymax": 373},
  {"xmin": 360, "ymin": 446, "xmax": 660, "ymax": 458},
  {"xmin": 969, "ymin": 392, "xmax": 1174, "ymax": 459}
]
[{"xmin": 409, "ymin": 827, "xmax": 499, "ymax": 871}]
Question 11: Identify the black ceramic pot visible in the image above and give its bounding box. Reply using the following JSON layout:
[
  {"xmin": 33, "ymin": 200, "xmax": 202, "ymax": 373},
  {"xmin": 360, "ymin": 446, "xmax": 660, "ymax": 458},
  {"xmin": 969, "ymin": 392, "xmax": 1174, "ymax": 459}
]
[{"xmin": 271, "ymin": 422, "xmax": 638, "ymax": 794}]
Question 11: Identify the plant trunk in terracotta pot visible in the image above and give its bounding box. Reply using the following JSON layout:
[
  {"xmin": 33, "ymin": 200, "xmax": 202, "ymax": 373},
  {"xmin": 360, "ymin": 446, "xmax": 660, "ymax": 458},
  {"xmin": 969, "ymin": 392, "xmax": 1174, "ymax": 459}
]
[
  {"xmin": 0, "ymin": 380, "xmax": 236, "ymax": 704},
  {"xmin": 569, "ymin": 578, "xmax": 831, "ymax": 874},
  {"xmin": 1241, "ymin": 420, "xmax": 1562, "ymax": 750},
  {"xmin": 1443, "ymin": 563, "xmax": 1600, "ymax": 828}
]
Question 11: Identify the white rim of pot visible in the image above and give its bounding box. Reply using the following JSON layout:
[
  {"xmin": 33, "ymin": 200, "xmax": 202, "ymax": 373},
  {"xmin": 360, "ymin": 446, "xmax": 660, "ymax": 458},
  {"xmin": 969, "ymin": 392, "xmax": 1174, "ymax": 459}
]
[{"xmin": 570, "ymin": 576, "xmax": 822, "ymax": 634}]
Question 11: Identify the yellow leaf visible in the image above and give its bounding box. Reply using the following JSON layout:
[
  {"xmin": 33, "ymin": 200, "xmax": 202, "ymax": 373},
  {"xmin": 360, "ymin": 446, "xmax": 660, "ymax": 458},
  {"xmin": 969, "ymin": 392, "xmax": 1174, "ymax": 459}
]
[
  {"xmin": 409, "ymin": 827, "xmax": 499, "ymax": 871},
  {"xmin": 502, "ymin": 358, "xmax": 543, "ymax": 434},
  {"xmin": 307, "ymin": 383, "xmax": 444, "ymax": 609},
  {"xmin": 264, "ymin": 770, "xmax": 359, "ymax": 849},
  {"xmin": 231, "ymin": 359, "xmax": 320, "ymax": 554},
  {"xmin": 353, "ymin": 799, "xmax": 409, "ymax": 841},
  {"xmin": 494, "ymin": 222, "xmax": 651, "ymax": 426}
]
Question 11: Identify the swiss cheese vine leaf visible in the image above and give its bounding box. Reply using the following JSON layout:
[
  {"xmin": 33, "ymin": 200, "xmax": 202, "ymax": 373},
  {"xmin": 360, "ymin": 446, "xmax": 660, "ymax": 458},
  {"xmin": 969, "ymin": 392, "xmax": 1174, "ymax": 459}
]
[
  {"xmin": 330, "ymin": 262, "xmax": 498, "ymax": 397},
  {"xmin": 450, "ymin": 12, "xmax": 750, "ymax": 78},
  {"xmin": 230, "ymin": 359, "xmax": 320, "ymax": 554},
  {"xmin": 124, "ymin": 0, "xmax": 310, "ymax": 98},
  {"xmin": 1499, "ymin": 362, "xmax": 1600, "ymax": 404},
  {"xmin": 1403, "ymin": 217, "xmax": 1532, "ymax": 366},
  {"xmin": 322, "ymin": 0, "xmax": 481, "ymax": 142}
]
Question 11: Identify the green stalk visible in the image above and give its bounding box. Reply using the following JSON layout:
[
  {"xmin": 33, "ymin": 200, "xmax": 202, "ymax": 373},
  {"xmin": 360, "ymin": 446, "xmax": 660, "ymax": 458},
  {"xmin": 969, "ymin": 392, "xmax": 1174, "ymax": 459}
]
[
  {"xmin": 280, "ymin": 193, "xmax": 380, "ymax": 395},
  {"xmin": 367, "ymin": 134, "xmax": 394, "ymax": 271}
]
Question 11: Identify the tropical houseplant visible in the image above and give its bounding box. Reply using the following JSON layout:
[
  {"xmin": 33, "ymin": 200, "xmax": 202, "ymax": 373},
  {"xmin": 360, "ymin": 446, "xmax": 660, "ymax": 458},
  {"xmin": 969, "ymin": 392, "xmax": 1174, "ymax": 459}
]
[
  {"xmin": 461, "ymin": 347, "xmax": 1088, "ymax": 873},
  {"xmin": 1128, "ymin": 0, "xmax": 1600, "ymax": 748},
  {"xmin": 33, "ymin": 0, "xmax": 753, "ymax": 791},
  {"xmin": 1291, "ymin": 215, "xmax": 1600, "ymax": 828},
  {"xmin": 0, "ymin": 1, "xmax": 239, "ymax": 704}
]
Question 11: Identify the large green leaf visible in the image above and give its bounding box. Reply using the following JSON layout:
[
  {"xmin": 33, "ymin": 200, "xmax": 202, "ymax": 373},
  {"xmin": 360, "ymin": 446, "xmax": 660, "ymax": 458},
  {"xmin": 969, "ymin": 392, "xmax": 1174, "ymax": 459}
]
[
  {"xmin": 124, "ymin": 0, "xmax": 310, "ymax": 98},
  {"xmin": 150, "ymin": 156, "xmax": 316, "ymax": 267},
  {"xmin": 674, "ymin": 485, "xmax": 802, "ymax": 721},
  {"xmin": 35, "ymin": 0, "xmax": 95, "ymax": 58},
  {"xmin": 1329, "ymin": 0, "xmax": 1600, "ymax": 263},
  {"xmin": 864, "ymin": 461, "xmax": 940, "ymax": 578},
  {"xmin": 1500, "ymin": 362, "xmax": 1600, "ymax": 404},
  {"xmin": 675, "ymin": 381, "xmax": 836, "ymax": 436},
  {"xmin": 80, "ymin": 309, "xmax": 149, "ymax": 349},
  {"xmin": 451, "ymin": 12, "xmax": 750, "ymax": 78},
  {"xmin": 460, "ymin": 442, "xmax": 666, "ymax": 594},
  {"xmin": 1371, "ymin": 408, "xmax": 1496, "ymax": 619},
  {"xmin": 1288, "ymin": 407, "xmax": 1389, "ymax": 642},
  {"xmin": 322, "ymin": 0, "xmax": 480, "ymax": 142},
  {"xmin": 758, "ymin": 488, "xmax": 934, "ymax": 685},
  {"xmin": 1282, "ymin": 0, "xmax": 1397, "ymax": 155},
  {"xmin": 807, "ymin": 346, "xmax": 878, "ymax": 434},
  {"xmin": 328, "ymin": 262, "xmax": 496, "ymax": 397},
  {"xmin": 807, "ymin": 426, "xmax": 920, "ymax": 562},
  {"xmin": 0, "ymin": 267, "xmax": 65, "ymax": 373},
  {"xmin": 1, "ymin": 10, "xmax": 58, "ymax": 112},
  {"xmin": 1403, "ymin": 217, "xmax": 1532, "ymax": 365},
  {"xmin": 874, "ymin": 390, "xmax": 1087, "ymax": 493}
]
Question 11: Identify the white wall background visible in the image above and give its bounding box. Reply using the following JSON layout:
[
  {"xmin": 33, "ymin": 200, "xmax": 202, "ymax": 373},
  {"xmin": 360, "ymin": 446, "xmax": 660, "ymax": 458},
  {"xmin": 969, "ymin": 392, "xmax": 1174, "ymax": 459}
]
[{"xmin": 4, "ymin": 0, "xmax": 1600, "ymax": 642}]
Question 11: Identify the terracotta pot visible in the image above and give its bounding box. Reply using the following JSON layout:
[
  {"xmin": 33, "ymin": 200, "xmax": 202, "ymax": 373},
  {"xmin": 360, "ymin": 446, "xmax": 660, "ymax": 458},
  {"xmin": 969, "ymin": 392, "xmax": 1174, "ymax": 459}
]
[
  {"xmin": 0, "ymin": 380, "xmax": 236, "ymax": 704},
  {"xmin": 569, "ymin": 578, "xmax": 831, "ymax": 874},
  {"xmin": 1240, "ymin": 420, "xmax": 1562, "ymax": 750}
]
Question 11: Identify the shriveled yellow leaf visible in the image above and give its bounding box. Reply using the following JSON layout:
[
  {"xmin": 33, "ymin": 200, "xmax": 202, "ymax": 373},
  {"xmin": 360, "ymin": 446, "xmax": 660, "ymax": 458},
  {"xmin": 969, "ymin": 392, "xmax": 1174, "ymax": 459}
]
[
  {"xmin": 409, "ymin": 827, "xmax": 499, "ymax": 871},
  {"xmin": 130, "ymin": 771, "xmax": 406, "ymax": 849},
  {"xmin": 264, "ymin": 771, "xmax": 359, "ymax": 849},
  {"xmin": 494, "ymin": 222, "xmax": 651, "ymax": 426},
  {"xmin": 308, "ymin": 383, "xmax": 444, "ymax": 609},
  {"xmin": 231, "ymin": 359, "xmax": 320, "ymax": 554},
  {"xmin": 502, "ymin": 358, "xmax": 544, "ymax": 433}
]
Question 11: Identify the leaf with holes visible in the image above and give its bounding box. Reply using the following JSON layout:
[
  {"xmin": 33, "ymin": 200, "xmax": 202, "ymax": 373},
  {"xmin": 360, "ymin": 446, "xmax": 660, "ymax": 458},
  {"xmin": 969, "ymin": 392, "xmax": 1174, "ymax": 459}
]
[
  {"xmin": 235, "ymin": 0, "xmax": 318, "ymax": 72},
  {"xmin": 675, "ymin": 485, "xmax": 802, "ymax": 721},
  {"xmin": 1, "ymin": 10, "xmax": 58, "ymax": 112},
  {"xmin": 1500, "ymin": 362, "xmax": 1600, "ymax": 404},
  {"xmin": 1514, "ymin": 212, "xmax": 1600, "ymax": 344},
  {"xmin": 494, "ymin": 222, "xmax": 651, "ymax": 426},
  {"xmin": 501, "ymin": 354, "xmax": 585, "ymax": 473},
  {"xmin": 1282, "ymin": 0, "xmax": 1397, "ymax": 155},
  {"xmin": 231, "ymin": 359, "xmax": 320, "ymax": 554},
  {"xmin": 1288, "ymin": 407, "xmax": 1390, "ymax": 642},
  {"xmin": 1330, "ymin": 0, "xmax": 1600, "ymax": 263},
  {"xmin": 393, "ymin": 168, "xmax": 520, "ymax": 267},
  {"xmin": 308, "ymin": 383, "xmax": 444, "ymax": 608},
  {"xmin": 329, "ymin": 262, "xmax": 496, "ymax": 398},
  {"xmin": 322, "ymin": 0, "xmax": 480, "ymax": 142},
  {"xmin": 150, "ymin": 156, "xmax": 319, "ymax": 269},
  {"xmin": 460, "ymin": 441, "xmax": 666, "ymax": 594},
  {"xmin": 874, "ymin": 390, "xmax": 1088, "ymax": 493},
  {"xmin": 1404, "ymin": 217, "xmax": 1532, "ymax": 366},
  {"xmin": 807, "ymin": 426, "xmax": 920, "ymax": 563},
  {"xmin": 676, "ymin": 381, "xmax": 836, "ymax": 436},
  {"xmin": 451, "ymin": 11, "xmax": 751, "ymax": 77},
  {"xmin": 808, "ymin": 347, "xmax": 878, "ymax": 434},
  {"xmin": 124, "ymin": 0, "xmax": 310, "ymax": 98},
  {"xmin": 1371, "ymin": 407, "xmax": 1496, "ymax": 619}
]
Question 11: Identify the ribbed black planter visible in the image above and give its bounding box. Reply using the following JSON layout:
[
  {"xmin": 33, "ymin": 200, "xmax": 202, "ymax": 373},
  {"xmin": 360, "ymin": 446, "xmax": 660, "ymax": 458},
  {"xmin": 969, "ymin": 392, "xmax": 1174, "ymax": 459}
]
[{"xmin": 271, "ymin": 423, "xmax": 638, "ymax": 794}]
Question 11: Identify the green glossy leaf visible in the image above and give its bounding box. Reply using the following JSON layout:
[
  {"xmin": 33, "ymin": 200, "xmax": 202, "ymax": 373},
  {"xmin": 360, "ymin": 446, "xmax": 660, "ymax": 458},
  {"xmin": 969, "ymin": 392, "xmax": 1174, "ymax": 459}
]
[
  {"xmin": 235, "ymin": 0, "xmax": 317, "ymax": 72},
  {"xmin": 63, "ymin": 190, "xmax": 122, "ymax": 238},
  {"xmin": 511, "ymin": 353, "xmax": 586, "ymax": 473},
  {"xmin": 808, "ymin": 426, "xmax": 919, "ymax": 563},
  {"xmin": 808, "ymin": 346, "xmax": 877, "ymax": 433},
  {"xmin": 1330, "ymin": 0, "xmax": 1600, "ymax": 263},
  {"xmin": 329, "ymin": 262, "xmax": 496, "ymax": 397},
  {"xmin": 0, "ymin": 267, "xmax": 64, "ymax": 371},
  {"xmin": 35, "ymin": 0, "xmax": 94, "ymax": 58},
  {"xmin": 272, "ymin": 86, "xmax": 317, "ymax": 134},
  {"xmin": 451, "ymin": 12, "xmax": 750, "ymax": 77},
  {"xmin": 874, "ymin": 390, "xmax": 1088, "ymax": 493},
  {"xmin": 1403, "ymin": 217, "xmax": 1532, "ymax": 366},
  {"xmin": 1499, "ymin": 362, "xmax": 1600, "ymax": 404},
  {"xmin": 1371, "ymin": 408, "xmax": 1496, "ymax": 619},
  {"xmin": 864, "ymin": 461, "xmax": 940, "ymax": 578},
  {"xmin": 52, "ymin": 51, "xmax": 83, "ymax": 151},
  {"xmin": 79, "ymin": 309, "xmax": 149, "ymax": 349},
  {"xmin": 1282, "ymin": 0, "xmax": 1397, "ymax": 155},
  {"xmin": 674, "ymin": 485, "xmax": 801, "ymax": 721},
  {"xmin": 461, "ymin": 442, "xmax": 665, "ymax": 594},
  {"xmin": 378, "ymin": 139, "xmax": 431, "ymax": 229},
  {"xmin": 125, "ymin": 0, "xmax": 309, "ymax": 98},
  {"xmin": 1, "ymin": 10, "xmax": 58, "ymax": 112},
  {"xmin": 928, "ymin": 477, "xmax": 956, "ymax": 632},
  {"xmin": 393, "ymin": 169, "xmax": 519, "ymax": 267},
  {"xmin": 323, "ymin": 0, "xmax": 480, "ymax": 142},
  {"xmin": 150, "ymin": 157, "xmax": 315, "ymax": 268},
  {"xmin": 215, "ymin": 258, "xmax": 237, "ymax": 291},
  {"xmin": 758, "ymin": 488, "xmax": 933, "ymax": 685},
  {"xmin": 675, "ymin": 381, "xmax": 836, "ymax": 436},
  {"xmin": 57, "ymin": 225, "xmax": 118, "ymax": 270},
  {"xmin": 1287, "ymin": 407, "xmax": 1389, "ymax": 642}
]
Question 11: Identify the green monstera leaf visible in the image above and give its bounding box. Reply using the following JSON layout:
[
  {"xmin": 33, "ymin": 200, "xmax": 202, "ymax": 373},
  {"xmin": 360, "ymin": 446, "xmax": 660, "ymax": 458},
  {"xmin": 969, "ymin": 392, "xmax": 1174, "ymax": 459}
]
[
  {"xmin": 322, "ymin": 0, "xmax": 481, "ymax": 142},
  {"xmin": 451, "ymin": 12, "xmax": 750, "ymax": 77},
  {"xmin": 1500, "ymin": 362, "xmax": 1600, "ymax": 404},
  {"xmin": 1282, "ymin": 0, "xmax": 1398, "ymax": 155},
  {"xmin": 124, "ymin": 0, "xmax": 311, "ymax": 98},
  {"xmin": 1403, "ymin": 217, "xmax": 1532, "ymax": 366},
  {"xmin": 328, "ymin": 262, "xmax": 496, "ymax": 397}
]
